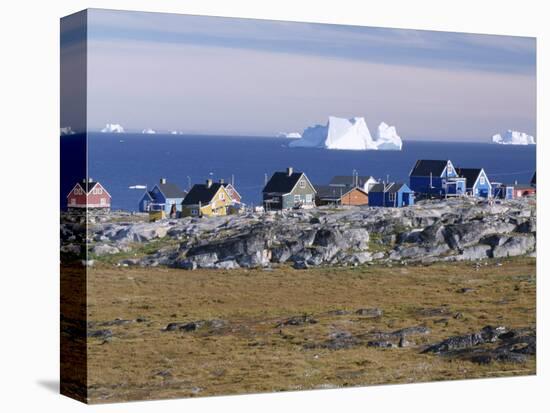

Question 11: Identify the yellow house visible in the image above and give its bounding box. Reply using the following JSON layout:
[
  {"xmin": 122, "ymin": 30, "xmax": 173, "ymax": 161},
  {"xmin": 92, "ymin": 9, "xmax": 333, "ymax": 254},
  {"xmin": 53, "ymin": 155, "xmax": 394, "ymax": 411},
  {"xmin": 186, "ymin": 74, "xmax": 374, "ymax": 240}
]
[{"xmin": 181, "ymin": 179, "xmax": 234, "ymax": 217}]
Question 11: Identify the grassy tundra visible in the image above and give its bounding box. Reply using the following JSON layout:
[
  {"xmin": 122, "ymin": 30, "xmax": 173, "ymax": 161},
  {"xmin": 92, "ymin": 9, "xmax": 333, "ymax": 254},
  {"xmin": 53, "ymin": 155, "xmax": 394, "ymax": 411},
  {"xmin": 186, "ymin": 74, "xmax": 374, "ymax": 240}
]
[{"xmin": 83, "ymin": 257, "xmax": 536, "ymax": 403}]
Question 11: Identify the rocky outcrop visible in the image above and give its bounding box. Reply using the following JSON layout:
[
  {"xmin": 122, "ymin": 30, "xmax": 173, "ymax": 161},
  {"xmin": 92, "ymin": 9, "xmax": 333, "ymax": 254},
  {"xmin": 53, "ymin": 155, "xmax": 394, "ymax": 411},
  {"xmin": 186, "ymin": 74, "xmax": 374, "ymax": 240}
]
[
  {"xmin": 61, "ymin": 197, "xmax": 536, "ymax": 270},
  {"xmin": 421, "ymin": 326, "xmax": 536, "ymax": 364}
]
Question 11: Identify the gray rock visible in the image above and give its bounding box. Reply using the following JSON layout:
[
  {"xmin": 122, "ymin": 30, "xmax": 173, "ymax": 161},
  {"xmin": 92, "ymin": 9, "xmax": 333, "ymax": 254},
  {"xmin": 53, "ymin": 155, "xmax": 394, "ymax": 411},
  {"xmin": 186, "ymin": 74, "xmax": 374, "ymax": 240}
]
[
  {"xmin": 91, "ymin": 244, "xmax": 120, "ymax": 256},
  {"xmin": 493, "ymin": 235, "xmax": 536, "ymax": 258},
  {"xmin": 61, "ymin": 244, "xmax": 81, "ymax": 255},
  {"xmin": 87, "ymin": 329, "xmax": 113, "ymax": 339},
  {"xmin": 422, "ymin": 325, "xmax": 506, "ymax": 354},
  {"xmin": 355, "ymin": 308, "xmax": 383, "ymax": 317},
  {"xmin": 276, "ymin": 315, "xmax": 317, "ymax": 327},
  {"xmin": 293, "ymin": 260, "xmax": 309, "ymax": 270},
  {"xmin": 367, "ymin": 340, "xmax": 396, "ymax": 348},
  {"xmin": 216, "ymin": 260, "xmax": 239, "ymax": 270}
]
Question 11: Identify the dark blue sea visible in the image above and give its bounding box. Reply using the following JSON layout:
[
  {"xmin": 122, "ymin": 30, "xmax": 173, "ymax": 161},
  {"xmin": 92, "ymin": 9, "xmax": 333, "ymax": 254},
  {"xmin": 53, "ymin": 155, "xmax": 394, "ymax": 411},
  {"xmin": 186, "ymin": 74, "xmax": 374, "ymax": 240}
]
[{"xmin": 74, "ymin": 133, "xmax": 535, "ymax": 211}]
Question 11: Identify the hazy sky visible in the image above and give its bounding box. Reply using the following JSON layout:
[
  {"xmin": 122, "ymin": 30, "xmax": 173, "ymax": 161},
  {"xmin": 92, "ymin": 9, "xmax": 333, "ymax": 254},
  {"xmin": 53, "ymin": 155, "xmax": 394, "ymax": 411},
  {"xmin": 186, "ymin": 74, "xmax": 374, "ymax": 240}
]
[{"xmin": 63, "ymin": 9, "xmax": 536, "ymax": 141}]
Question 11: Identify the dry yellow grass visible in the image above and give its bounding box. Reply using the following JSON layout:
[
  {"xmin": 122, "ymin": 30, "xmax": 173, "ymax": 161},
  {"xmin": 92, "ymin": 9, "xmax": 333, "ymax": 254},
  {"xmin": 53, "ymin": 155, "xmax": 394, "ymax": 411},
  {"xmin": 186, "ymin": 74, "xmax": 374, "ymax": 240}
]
[{"xmin": 85, "ymin": 258, "xmax": 536, "ymax": 403}]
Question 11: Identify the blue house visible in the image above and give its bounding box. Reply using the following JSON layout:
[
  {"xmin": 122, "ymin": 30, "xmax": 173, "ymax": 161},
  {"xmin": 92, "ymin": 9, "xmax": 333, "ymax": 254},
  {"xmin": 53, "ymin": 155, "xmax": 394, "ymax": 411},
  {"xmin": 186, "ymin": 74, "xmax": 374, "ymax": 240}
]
[
  {"xmin": 456, "ymin": 168, "xmax": 492, "ymax": 198},
  {"xmin": 409, "ymin": 160, "xmax": 466, "ymax": 197},
  {"xmin": 492, "ymin": 182, "xmax": 514, "ymax": 200},
  {"xmin": 138, "ymin": 178, "xmax": 187, "ymax": 215},
  {"xmin": 368, "ymin": 182, "xmax": 414, "ymax": 207}
]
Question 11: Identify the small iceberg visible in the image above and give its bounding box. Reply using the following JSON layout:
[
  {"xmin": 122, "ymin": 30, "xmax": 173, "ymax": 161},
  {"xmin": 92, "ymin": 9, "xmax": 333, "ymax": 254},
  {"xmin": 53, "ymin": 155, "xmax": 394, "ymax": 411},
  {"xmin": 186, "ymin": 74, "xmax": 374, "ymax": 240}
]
[
  {"xmin": 278, "ymin": 132, "xmax": 302, "ymax": 139},
  {"xmin": 101, "ymin": 123, "xmax": 125, "ymax": 133},
  {"xmin": 129, "ymin": 185, "xmax": 147, "ymax": 189},
  {"xmin": 492, "ymin": 130, "xmax": 535, "ymax": 145},
  {"xmin": 60, "ymin": 126, "xmax": 75, "ymax": 135},
  {"xmin": 142, "ymin": 128, "xmax": 156, "ymax": 134}
]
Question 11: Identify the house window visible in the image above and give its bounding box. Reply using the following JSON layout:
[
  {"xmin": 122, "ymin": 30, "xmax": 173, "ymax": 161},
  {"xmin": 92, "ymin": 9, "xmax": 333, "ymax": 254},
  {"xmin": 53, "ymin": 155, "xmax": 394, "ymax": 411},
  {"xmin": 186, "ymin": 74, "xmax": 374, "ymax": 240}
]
[
  {"xmin": 219, "ymin": 192, "xmax": 225, "ymax": 200},
  {"xmin": 480, "ymin": 176, "xmax": 486, "ymax": 185},
  {"xmin": 447, "ymin": 163, "xmax": 453, "ymax": 175},
  {"xmin": 191, "ymin": 209, "xmax": 198, "ymax": 215},
  {"xmin": 100, "ymin": 198, "xmax": 106, "ymax": 205},
  {"xmin": 299, "ymin": 180, "xmax": 306, "ymax": 189},
  {"xmin": 70, "ymin": 198, "xmax": 76, "ymax": 205},
  {"xmin": 389, "ymin": 192, "xmax": 396, "ymax": 202},
  {"xmin": 294, "ymin": 194, "xmax": 301, "ymax": 203},
  {"xmin": 305, "ymin": 194, "xmax": 312, "ymax": 203}
]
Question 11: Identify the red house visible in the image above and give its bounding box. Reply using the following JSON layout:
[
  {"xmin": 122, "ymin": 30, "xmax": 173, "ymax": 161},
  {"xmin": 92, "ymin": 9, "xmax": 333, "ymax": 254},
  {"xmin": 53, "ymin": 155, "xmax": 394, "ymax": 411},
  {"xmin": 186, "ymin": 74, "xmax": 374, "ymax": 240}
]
[{"xmin": 67, "ymin": 178, "xmax": 111, "ymax": 209}]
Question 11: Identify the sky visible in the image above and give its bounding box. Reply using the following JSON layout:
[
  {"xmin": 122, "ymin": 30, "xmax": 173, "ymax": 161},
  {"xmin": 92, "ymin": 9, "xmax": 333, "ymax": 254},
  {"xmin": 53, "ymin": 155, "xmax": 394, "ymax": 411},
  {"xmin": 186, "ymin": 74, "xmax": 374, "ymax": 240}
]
[{"xmin": 61, "ymin": 9, "xmax": 536, "ymax": 141}]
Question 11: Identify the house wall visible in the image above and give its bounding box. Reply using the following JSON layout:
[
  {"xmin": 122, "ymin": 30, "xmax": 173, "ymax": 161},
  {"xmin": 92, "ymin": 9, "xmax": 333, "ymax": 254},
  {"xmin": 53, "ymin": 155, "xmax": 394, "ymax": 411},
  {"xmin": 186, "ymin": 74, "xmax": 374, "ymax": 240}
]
[
  {"xmin": 139, "ymin": 194, "xmax": 152, "ymax": 212},
  {"xmin": 181, "ymin": 187, "xmax": 232, "ymax": 217},
  {"xmin": 515, "ymin": 188, "xmax": 536, "ymax": 198},
  {"xmin": 341, "ymin": 189, "xmax": 369, "ymax": 206},
  {"xmin": 288, "ymin": 177, "xmax": 316, "ymax": 208},
  {"xmin": 369, "ymin": 190, "xmax": 414, "ymax": 208},
  {"xmin": 472, "ymin": 171, "xmax": 492, "ymax": 198},
  {"xmin": 67, "ymin": 184, "xmax": 110, "ymax": 208},
  {"xmin": 163, "ymin": 198, "xmax": 184, "ymax": 214},
  {"xmin": 263, "ymin": 193, "xmax": 283, "ymax": 210},
  {"xmin": 368, "ymin": 192, "xmax": 385, "ymax": 207},
  {"xmin": 409, "ymin": 176, "xmax": 444, "ymax": 196}
]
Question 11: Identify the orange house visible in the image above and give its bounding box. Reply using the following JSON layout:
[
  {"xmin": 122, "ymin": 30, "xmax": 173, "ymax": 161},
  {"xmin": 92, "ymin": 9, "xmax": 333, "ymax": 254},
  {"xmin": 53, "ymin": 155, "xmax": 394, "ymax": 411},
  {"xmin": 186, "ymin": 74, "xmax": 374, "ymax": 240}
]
[{"xmin": 315, "ymin": 185, "xmax": 369, "ymax": 206}]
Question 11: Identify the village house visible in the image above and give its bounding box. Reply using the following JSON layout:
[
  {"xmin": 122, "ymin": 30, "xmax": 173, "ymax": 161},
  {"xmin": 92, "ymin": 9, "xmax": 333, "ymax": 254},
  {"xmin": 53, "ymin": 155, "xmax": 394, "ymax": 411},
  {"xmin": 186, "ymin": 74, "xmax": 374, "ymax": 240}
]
[
  {"xmin": 67, "ymin": 178, "xmax": 111, "ymax": 209},
  {"xmin": 219, "ymin": 179, "xmax": 242, "ymax": 202},
  {"xmin": 315, "ymin": 185, "xmax": 369, "ymax": 206},
  {"xmin": 329, "ymin": 175, "xmax": 378, "ymax": 193},
  {"xmin": 181, "ymin": 179, "xmax": 234, "ymax": 217},
  {"xmin": 138, "ymin": 178, "xmax": 187, "ymax": 216},
  {"xmin": 492, "ymin": 182, "xmax": 515, "ymax": 200},
  {"xmin": 409, "ymin": 159, "xmax": 466, "ymax": 198},
  {"xmin": 513, "ymin": 185, "xmax": 536, "ymax": 198},
  {"xmin": 368, "ymin": 182, "xmax": 414, "ymax": 207},
  {"xmin": 456, "ymin": 168, "xmax": 492, "ymax": 198},
  {"xmin": 263, "ymin": 167, "xmax": 316, "ymax": 210}
]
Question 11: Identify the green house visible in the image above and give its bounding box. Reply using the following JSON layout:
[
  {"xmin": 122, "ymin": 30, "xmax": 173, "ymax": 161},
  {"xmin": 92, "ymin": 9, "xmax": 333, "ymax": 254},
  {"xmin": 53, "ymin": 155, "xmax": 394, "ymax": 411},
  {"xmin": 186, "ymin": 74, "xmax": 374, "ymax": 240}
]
[{"xmin": 262, "ymin": 167, "xmax": 316, "ymax": 211}]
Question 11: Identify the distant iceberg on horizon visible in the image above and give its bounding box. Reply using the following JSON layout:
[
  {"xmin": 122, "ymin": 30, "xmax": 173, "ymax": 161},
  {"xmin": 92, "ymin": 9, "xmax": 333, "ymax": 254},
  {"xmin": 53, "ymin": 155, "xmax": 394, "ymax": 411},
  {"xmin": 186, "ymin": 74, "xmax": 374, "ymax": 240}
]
[
  {"xmin": 278, "ymin": 131, "xmax": 302, "ymax": 139},
  {"xmin": 142, "ymin": 128, "xmax": 156, "ymax": 134},
  {"xmin": 289, "ymin": 116, "xmax": 402, "ymax": 150},
  {"xmin": 101, "ymin": 123, "xmax": 125, "ymax": 133},
  {"xmin": 492, "ymin": 130, "xmax": 535, "ymax": 145},
  {"xmin": 60, "ymin": 126, "xmax": 75, "ymax": 136}
]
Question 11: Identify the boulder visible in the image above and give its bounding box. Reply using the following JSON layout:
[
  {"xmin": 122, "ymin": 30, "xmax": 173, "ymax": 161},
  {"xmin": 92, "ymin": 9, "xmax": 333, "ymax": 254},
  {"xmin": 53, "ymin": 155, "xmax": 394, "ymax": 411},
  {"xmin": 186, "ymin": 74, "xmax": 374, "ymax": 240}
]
[
  {"xmin": 492, "ymin": 235, "xmax": 535, "ymax": 258},
  {"xmin": 355, "ymin": 308, "xmax": 383, "ymax": 317},
  {"xmin": 91, "ymin": 244, "xmax": 120, "ymax": 256}
]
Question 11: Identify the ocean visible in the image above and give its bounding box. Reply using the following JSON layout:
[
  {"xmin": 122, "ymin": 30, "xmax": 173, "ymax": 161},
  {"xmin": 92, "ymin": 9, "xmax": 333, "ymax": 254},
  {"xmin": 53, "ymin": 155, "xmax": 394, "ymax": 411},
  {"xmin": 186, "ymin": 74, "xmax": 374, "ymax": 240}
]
[{"xmin": 75, "ymin": 133, "xmax": 536, "ymax": 211}]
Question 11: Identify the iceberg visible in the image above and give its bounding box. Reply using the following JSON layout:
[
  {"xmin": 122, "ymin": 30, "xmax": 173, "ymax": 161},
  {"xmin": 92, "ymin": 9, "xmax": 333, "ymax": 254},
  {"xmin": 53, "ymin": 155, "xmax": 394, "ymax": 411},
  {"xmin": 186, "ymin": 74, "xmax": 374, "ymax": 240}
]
[
  {"xmin": 60, "ymin": 126, "xmax": 75, "ymax": 136},
  {"xmin": 289, "ymin": 116, "xmax": 402, "ymax": 150},
  {"xmin": 376, "ymin": 122, "xmax": 403, "ymax": 150},
  {"xmin": 101, "ymin": 123, "xmax": 125, "ymax": 133},
  {"xmin": 492, "ymin": 130, "xmax": 535, "ymax": 145},
  {"xmin": 277, "ymin": 132, "xmax": 302, "ymax": 139},
  {"xmin": 142, "ymin": 128, "xmax": 156, "ymax": 134}
]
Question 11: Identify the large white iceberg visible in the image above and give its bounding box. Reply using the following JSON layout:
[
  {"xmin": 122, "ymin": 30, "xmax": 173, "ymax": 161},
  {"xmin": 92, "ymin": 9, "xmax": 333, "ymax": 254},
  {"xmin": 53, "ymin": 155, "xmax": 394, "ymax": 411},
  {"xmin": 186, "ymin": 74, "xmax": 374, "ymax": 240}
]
[
  {"xmin": 492, "ymin": 130, "xmax": 535, "ymax": 145},
  {"xmin": 289, "ymin": 116, "xmax": 402, "ymax": 150},
  {"xmin": 278, "ymin": 132, "xmax": 302, "ymax": 139},
  {"xmin": 376, "ymin": 122, "xmax": 403, "ymax": 150},
  {"xmin": 142, "ymin": 128, "xmax": 156, "ymax": 134},
  {"xmin": 101, "ymin": 123, "xmax": 125, "ymax": 133}
]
